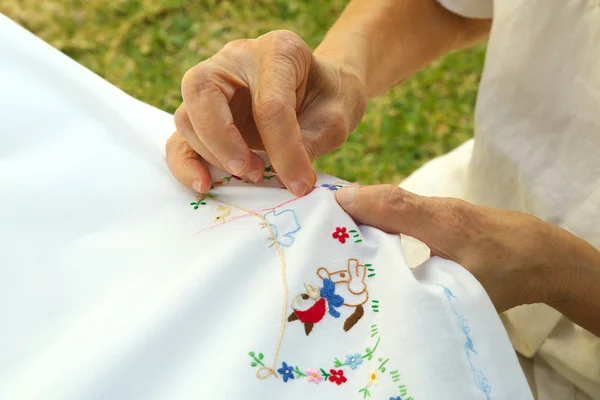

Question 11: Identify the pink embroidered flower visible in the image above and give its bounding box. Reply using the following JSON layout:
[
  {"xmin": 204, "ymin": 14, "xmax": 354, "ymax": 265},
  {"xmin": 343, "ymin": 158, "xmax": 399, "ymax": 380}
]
[
  {"xmin": 306, "ymin": 369, "xmax": 323, "ymax": 384},
  {"xmin": 332, "ymin": 227, "xmax": 350, "ymax": 244},
  {"xmin": 329, "ymin": 369, "xmax": 347, "ymax": 385}
]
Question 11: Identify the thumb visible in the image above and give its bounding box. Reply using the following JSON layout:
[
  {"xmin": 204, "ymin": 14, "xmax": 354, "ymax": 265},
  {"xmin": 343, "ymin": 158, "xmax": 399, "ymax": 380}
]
[{"xmin": 335, "ymin": 185, "xmax": 452, "ymax": 246}]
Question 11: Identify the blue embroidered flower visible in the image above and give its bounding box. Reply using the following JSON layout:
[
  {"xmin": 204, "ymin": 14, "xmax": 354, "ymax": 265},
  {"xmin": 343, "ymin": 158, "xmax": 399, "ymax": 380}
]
[
  {"xmin": 390, "ymin": 397, "xmax": 402, "ymax": 400},
  {"xmin": 277, "ymin": 361, "xmax": 295, "ymax": 382},
  {"xmin": 320, "ymin": 183, "xmax": 340, "ymax": 191},
  {"xmin": 344, "ymin": 353, "xmax": 363, "ymax": 369},
  {"xmin": 320, "ymin": 278, "xmax": 344, "ymax": 318}
]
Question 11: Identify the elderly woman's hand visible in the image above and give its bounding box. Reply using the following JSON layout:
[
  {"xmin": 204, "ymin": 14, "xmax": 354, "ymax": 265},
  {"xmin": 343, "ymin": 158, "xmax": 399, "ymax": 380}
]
[
  {"xmin": 336, "ymin": 184, "xmax": 600, "ymax": 336},
  {"xmin": 165, "ymin": 30, "xmax": 367, "ymax": 197}
]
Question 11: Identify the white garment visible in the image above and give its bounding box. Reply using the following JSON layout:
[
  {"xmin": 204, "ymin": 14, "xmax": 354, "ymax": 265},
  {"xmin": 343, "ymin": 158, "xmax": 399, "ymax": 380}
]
[
  {"xmin": 0, "ymin": 15, "xmax": 533, "ymax": 399},
  {"xmin": 406, "ymin": 1, "xmax": 600, "ymax": 399}
]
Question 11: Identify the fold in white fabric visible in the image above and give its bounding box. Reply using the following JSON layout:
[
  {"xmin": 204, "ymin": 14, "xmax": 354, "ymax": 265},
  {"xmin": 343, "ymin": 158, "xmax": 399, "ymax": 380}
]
[{"xmin": 0, "ymin": 15, "xmax": 532, "ymax": 399}]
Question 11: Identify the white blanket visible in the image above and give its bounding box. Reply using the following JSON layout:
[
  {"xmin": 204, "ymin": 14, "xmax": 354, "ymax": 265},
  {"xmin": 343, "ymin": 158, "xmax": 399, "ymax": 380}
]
[{"xmin": 0, "ymin": 15, "xmax": 532, "ymax": 399}]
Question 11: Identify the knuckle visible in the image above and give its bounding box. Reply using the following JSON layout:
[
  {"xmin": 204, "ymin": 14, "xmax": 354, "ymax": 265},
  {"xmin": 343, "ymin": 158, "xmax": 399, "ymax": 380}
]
[
  {"xmin": 181, "ymin": 64, "xmax": 216, "ymax": 98},
  {"xmin": 264, "ymin": 30, "xmax": 310, "ymax": 68}
]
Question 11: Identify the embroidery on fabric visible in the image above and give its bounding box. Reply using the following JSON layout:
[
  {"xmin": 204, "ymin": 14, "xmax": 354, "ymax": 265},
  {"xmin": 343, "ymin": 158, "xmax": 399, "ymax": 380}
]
[
  {"xmin": 332, "ymin": 227, "xmax": 350, "ymax": 243},
  {"xmin": 262, "ymin": 209, "xmax": 301, "ymax": 247},
  {"xmin": 349, "ymin": 229, "xmax": 363, "ymax": 243},
  {"xmin": 248, "ymin": 351, "xmax": 265, "ymax": 368},
  {"xmin": 438, "ymin": 284, "xmax": 492, "ymax": 399},
  {"xmin": 371, "ymin": 299, "xmax": 380, "ymax": 313},
  {"xmin": 288, "ymin": 259, "xmax": 370, "ymax": 335},
  {"xmin": 250, "ymin": 324, "xmax": 415, "ymax": 398},
  {"xmin": 190, "ymin": 192, "xmax": 217, "ymax": 209},
  {"xmin": 213, "ymin": 205, "xmax": 230, "ymax": 222},
  {"xmin": 320, "ymin": 183, "xmax": 343, "ymax": 191},
  {"xmin": 366, "ymin": 263, "xmax": 375, "ymax": 278}
]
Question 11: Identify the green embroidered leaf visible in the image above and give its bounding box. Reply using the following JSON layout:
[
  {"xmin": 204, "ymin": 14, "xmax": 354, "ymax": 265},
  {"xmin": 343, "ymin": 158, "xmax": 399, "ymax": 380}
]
[
  {"xmin": 367, "ymin": 273, "xmax": 376, "ymax": 278},
  {"xmin": 258, "ymin": 353, "xmax": 264, "ymax": 360},
  {"xmin": 391, "ymin": 370, "xmax": 398, "ymax": 374},
  {"xmin": 333, "ymin": 358, "xmax": 343, "ymax": 368},
  {"xmin": 355, "ymin": 239, "xmax": 363, "ymax": 243},
  {"xmin": 293, "ymin": 366, "xmax": 307, "ymax": 377},
  {"xmin": 248, "ymin": 351, "xmax": 255, "ymax": 357},
  {"xmin": 373, "ymin": 309, "xmax": 379, "ymax": 312},
  {"xmin": 372, "ymin": 300, "xmax": 379, "ymax": 303},
  {"xmin": 365, "ymin": 264, "xmax": 372, "ymax": 266},
  {"xmin": 349, "ymin": 230, "xmax": 357, "ymax": 233},
  {"xmin": 319, "ymin": 368, "xmax": 331, "ymax": 379},
  {"xmin": 251, "ymin": 362, "xmax": 257, "ymax": 367},
  {"xmin": 200, "ymin": 202, "xmax": 206, "ymax": 205},
  {"xmin": 381, "ymin": 367, "xmax": 386, "ymax": 373}
]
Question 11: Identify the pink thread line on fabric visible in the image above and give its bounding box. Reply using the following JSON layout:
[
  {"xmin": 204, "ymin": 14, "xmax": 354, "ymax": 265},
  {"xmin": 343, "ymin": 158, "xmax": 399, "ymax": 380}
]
[
  {"xmin": 192, "ymin": 196, "xmax": 302, "ymax": 236},
  {"xmin": 192, "ymin": 184, "xmax": 358, "ymax": 236}
]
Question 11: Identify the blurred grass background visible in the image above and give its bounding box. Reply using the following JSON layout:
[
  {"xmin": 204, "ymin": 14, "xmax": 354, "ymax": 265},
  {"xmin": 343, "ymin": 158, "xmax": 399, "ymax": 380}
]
[{"xmin": 1, "ymin": 0, "xmax": 486, "ymax": 184}]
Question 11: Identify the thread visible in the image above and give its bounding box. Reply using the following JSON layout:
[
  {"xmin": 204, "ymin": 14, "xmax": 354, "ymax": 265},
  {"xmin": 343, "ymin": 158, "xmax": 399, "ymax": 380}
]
[{"xmin": 213, "ymin": 198, "xmax": 289, "ymax": 381}]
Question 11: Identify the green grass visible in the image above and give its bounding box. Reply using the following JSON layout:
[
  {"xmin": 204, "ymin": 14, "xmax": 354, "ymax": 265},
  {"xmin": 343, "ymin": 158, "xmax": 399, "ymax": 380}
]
[{"xmin": 1, "ymin": 0, "xmax": 486, "ymax": 184}]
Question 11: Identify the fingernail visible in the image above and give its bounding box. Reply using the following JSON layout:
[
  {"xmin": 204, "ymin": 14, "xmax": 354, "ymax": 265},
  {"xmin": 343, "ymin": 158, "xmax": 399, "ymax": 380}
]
[
  {"xmin": 226, "ymin": 159, "xmax": 246, "ymax": 175},
  {"xmin": 247, "ymin": 169, "xmax": 261, "ymax": 183},
  {"xmin": 192, "ymin": 180, "xmax": 205, "ymax": 193},
  {"xmin": 289, "ymin": 180, "xmax": 308, "ymax": 197},
  {"xmin": 336, "ymin": 186, "xmax": 359, "ymax": 207}
]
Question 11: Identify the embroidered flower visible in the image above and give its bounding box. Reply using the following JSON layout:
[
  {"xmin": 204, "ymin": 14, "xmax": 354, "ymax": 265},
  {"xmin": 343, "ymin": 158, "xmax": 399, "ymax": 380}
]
[
  {"xmin": 332, "ymin": 227, "xmax": 350, "ymax": 243},
  {"xmin": 389, "ymin": 397, "xmax": 402, "ymax": 400},
  {"xmin": 306, "ymin": 369, "xmax": 323, "ymax": 384},
  {"xmin": 320, "ymin": 278, "xmax": 344, "ymax": 318},
  {"xmin": 345, "ymin": 353, "xmax": 363, "ymax": 370},
  {"xmin": 277, "ymin": 362, "xmax": 295, "ymax": 383},
  {"xmin": 320, "ymin": 183, "xmax": 339, "ymax": 191},
  {"xmin": 328, "ymin": 369, "xmax": 347, "ymax": 385},
  {"xmin": 367, "ymin": 370, "xmax": 379, "ymax": 386}
]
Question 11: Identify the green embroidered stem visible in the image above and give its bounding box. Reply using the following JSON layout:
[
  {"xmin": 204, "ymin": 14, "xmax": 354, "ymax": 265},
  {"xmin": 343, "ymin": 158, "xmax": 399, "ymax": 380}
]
[
  {"xmin": 293, "ymin": 366, "xmax": 307, "ymax": 377},
  {"xmin": 362, "ymin": 337, "xmax": 381, "ymax": 361},
  {"xmin": 333, "ymin": 358, "xmax": 344, "ymax": 368},
  {"xmin": 320, "ymin": 368, "xmax": 331, "ymax": 380},
  {"xmin": 248, "ymin": 351, "xmax": 265, "ymax": 367},
  {"xmin": 377, "ymin": 357, "xmax": 389, "ymax": 373},
  {"xmin": 358, "ymin": 387, "xmax": 371, "ymax": 398}
]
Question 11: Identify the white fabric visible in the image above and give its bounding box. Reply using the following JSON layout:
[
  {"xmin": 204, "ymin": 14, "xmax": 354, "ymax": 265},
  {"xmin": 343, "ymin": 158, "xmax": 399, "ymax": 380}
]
[
  {"xmin": 0, "ymin": 15, "xmax": 533, "ymax": 399},
  {"xmin": 414, "ymin": 3, "xmax": 600, "ymax": 399}
]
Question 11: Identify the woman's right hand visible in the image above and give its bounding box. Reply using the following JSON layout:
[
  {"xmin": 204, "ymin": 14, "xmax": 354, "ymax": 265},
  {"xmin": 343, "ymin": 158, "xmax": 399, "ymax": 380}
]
[{"xmin": 166, "ymin": 30, "xmax": 367, "ymax": 196}]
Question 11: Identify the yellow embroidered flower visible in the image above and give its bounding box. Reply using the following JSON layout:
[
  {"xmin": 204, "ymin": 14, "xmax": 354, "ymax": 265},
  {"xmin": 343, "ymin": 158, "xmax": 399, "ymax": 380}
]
[{"xmin": 367, "ymin": 370, "xmax": 378, "ymax": 386}]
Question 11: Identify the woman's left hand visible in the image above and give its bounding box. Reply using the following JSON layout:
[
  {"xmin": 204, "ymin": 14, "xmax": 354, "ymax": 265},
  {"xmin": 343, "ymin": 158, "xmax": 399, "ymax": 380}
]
[{"xmin": 335, "ymin": 184, "xmax": 582, "ymax": 314}]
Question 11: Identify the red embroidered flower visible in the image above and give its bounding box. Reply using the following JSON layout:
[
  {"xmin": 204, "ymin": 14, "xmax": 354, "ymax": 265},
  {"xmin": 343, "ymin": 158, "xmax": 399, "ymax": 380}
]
[
  {"xmin": 332, "ymin": 227, "xmax": 350, "ymax": 243},
  {"xmin": 328, "ymin": 369, "xmax": 347, "ymax": 385}
]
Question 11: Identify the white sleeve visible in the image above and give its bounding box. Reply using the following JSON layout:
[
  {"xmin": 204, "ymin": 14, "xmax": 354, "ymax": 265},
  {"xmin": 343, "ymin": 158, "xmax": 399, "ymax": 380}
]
[{"xmin": 437, "ymin": 0, "xmax": 494, "ymax": 18}]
